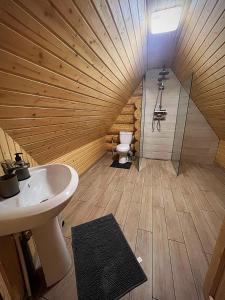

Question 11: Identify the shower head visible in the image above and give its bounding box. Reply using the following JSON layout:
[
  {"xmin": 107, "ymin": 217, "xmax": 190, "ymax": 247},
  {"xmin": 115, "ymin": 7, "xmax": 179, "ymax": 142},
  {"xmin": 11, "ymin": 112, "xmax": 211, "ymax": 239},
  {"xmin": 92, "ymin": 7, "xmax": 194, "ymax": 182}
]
[
  {"xmin": 159, "ymin": 70, "xmax": 169, "ymax": 76},
  {"xmin": 159, "ymin": 65, "xmax": 170, "ymax": 77}
]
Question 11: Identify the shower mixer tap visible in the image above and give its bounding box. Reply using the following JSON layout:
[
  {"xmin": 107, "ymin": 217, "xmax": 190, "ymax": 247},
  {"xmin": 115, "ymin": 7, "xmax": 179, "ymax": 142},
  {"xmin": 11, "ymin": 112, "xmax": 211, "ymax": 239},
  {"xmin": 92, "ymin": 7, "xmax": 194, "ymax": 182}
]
[{"xmin": 152, "ymin": 66, "xmax": 169, "ymax": 132}]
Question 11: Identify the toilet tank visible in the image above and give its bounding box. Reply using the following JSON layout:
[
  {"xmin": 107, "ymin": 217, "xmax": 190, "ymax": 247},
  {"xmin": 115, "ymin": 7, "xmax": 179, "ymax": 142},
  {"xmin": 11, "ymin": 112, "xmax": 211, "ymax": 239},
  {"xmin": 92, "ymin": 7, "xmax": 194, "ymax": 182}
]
[{"xmin": 119, "ymin": 131, "xmax": 133, "ymax": 144}]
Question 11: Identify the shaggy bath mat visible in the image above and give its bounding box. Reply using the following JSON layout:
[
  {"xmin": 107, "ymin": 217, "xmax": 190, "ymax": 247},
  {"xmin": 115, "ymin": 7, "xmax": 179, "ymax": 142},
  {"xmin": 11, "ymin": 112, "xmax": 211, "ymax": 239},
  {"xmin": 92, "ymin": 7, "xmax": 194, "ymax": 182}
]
[
  {"xmin": 110, "ymin": 161, "xmax": 132, "ymax": 169},
  {"xmin": 71, "ymin": 214, "xmax": 147, "ymax": 300}
]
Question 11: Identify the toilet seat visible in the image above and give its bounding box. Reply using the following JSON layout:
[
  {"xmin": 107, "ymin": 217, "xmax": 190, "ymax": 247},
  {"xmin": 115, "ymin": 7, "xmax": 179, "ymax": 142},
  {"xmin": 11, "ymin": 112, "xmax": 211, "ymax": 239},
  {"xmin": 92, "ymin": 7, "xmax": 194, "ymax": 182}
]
[{"xmin": 116, "ymin": 143, "xmax": 130, "ymax": 152}]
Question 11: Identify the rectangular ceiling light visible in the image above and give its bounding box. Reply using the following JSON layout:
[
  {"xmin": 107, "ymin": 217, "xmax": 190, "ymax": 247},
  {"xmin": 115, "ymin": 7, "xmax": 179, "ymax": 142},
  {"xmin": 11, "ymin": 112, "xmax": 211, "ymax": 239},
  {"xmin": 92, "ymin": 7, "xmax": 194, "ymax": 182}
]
[{"xmin": 151, "ymin": 6, "xmax": 182, "ymax": 34}]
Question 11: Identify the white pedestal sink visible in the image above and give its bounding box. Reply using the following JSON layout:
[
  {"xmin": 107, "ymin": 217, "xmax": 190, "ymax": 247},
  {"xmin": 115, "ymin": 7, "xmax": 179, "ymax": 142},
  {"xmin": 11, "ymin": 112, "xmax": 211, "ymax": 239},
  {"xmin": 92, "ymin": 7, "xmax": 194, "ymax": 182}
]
[{"xmin": 0, "ymin": 164, "xmax": 78, "ymax": 287}]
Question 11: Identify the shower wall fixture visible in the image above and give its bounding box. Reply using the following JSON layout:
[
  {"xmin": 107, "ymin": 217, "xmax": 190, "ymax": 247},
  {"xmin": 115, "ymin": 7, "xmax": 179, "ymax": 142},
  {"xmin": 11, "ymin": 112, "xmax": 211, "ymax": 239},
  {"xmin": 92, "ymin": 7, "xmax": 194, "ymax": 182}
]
[
  {"xmin": 140, "ymin": 68, "xmax": 181, "ymax": 160},
  {"xmin": 152, "ymin": 66, "xmax": 169, "ymax": 132}
]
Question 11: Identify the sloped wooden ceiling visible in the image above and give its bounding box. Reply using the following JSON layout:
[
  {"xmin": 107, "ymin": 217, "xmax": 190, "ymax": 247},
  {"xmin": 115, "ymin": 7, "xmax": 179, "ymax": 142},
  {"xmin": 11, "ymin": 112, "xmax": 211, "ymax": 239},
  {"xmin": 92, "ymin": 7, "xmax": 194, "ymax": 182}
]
[
  {"xmin": 0, "ymin": 0, "xmax": 147, "ymax": 163},
  {"xmin": 173, "ymin": 0, "xmax": 225, "ymax": 139},
  {"xmin": 1, "ymin": 0, "xmax": 224, "ymax": 166}
]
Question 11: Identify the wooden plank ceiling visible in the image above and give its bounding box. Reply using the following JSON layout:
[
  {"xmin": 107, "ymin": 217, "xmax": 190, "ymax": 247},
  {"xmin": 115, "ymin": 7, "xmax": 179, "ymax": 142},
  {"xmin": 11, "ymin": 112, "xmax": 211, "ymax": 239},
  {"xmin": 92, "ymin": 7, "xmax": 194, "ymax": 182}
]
[
  {"xmin": 0, "ymin": 0, "xmax": 224, "ymax": 164},
  {"xmin": 173, "ymin": 0, "xmax": 225, "ymax": 140},
  {"xmin": 0, "ymin": 0, "xmax": 147, "ymax": 163}
]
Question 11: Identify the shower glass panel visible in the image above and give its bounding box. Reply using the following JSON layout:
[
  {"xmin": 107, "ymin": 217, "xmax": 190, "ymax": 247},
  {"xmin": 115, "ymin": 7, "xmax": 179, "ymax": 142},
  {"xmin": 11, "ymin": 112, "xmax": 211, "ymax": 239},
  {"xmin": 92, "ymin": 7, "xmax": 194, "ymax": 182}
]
[
  {"xmin": 138, "ymin": 76, "xmax": 146, "ymax": 171},
  {"xmin": 171, "ymin": 75, "xmax": 193, "ymax": 175}
]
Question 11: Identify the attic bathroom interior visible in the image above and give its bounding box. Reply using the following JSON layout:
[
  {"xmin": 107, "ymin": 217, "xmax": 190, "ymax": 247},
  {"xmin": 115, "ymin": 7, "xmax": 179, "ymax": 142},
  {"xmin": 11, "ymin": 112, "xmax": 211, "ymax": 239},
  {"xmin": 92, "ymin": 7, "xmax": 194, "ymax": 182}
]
[{"xmin": 0, "ymin": 0, "xmax": 225, "ymax": 299}]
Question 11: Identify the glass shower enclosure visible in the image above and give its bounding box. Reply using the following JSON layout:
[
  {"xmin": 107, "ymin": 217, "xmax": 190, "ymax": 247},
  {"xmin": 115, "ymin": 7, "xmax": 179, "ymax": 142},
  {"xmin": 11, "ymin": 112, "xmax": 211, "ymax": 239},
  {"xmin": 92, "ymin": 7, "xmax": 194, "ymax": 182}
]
[
  {"xmin": 171, "ymin": 75, "xmax": 193, "ymax": 175},
  {"xmin": 138, "ymin": 71, "xmax": 193, "ymax": 174}
]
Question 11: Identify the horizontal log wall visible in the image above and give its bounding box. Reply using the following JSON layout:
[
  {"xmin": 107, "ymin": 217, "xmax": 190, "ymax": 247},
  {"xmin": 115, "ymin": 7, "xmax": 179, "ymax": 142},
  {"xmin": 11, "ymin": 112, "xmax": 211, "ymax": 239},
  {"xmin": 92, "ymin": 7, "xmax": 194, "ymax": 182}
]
[
  {"xmin": 106, "ymin": 84, "xmax": 142, "ymax": 152},
  {"xmin": 0, "ymin": 0, "xmax": 147, "ymax": 164}
]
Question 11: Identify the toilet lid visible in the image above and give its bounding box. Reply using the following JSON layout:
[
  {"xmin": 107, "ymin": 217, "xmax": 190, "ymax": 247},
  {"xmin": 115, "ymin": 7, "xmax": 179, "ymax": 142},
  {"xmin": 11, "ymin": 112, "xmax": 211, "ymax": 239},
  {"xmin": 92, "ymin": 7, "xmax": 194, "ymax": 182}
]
[{"xmin": 116, "ymin": 144, "xmax": 130, "ymax": 152}]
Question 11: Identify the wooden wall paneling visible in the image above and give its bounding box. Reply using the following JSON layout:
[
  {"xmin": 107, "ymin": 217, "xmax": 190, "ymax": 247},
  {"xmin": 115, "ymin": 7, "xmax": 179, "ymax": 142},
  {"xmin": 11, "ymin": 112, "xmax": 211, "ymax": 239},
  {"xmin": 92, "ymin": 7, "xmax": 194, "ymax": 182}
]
[
  {"xmin": 215, "ymin": 141, "xmax": 225, "ymax": 169},
  {"xmin": 119, "ymin": 0, "xmax": 144, "ymax": 73},
  {"xmin": 0, "ymin": 127, "xmax": 38, "ymax": 175},
  {"xmin": 0, "ymin": 125, "xmax": 104, "ymax": 177},
  {"xmin": 0, "ymin": 128, "xmax": 10, "ymax": 161},
  {"xmin": 0, "ymin": 2, "xmax": 147, "ymax": 294},
  {"xmin": 174, "ymin": 0, "xmax": 193, "ymax": 43},
  {"xmin": 58, "ymin": 1, "xmax": 133, "ymax": 91},
  {"xmin": 215, "ymin": 268, "xmax": 225, "ymax": 300},
  {"xmin": 31, "ymin": 133, "xmax": 103, "ymax": 163},
  {"xmin": 0, "ymin": 263, "xmax": 12, "ymax": 300},
  {"xmin": 175, "ymin": 0, "xmax": 225, "ymax": 81},
  {"xmin": 50, "ymin": 137, "xmax": 106, "ymax": 175},
  {"xmin": 93, "ymin": 0, "xmax": 136, "ymax": 80},
  {"xmin": 0, "ymin": 236, "xmax": 26, "ymax": 300},
  {"xmin": 1, "ymin": 1, "xmax": 121, "ymax": 97},
  {"xmin": 107, "ymin": 0, "xmax": 142, "ymax": 78},
  {"xmin": 174, "ymin": 0, "xmax": 209, "ymax": 63},
  {"xmin": 0, "ymin": 1, "xmax": 124, "ymax": 97},
  {"xmin": 0, "ymin": 49, "xmax": 124, "ymax": 106},
  {"xmin": 173, "ymin": 0, "xmax": 225, "ymax": 141},
  {"xmin": 137, "ymin": 0, "xmax": 148, "ymax": 71},
  {"xmin": 128, "ymin": 0, "xmax": 145, "ymax": 72},
  {"xmin": 0, "ymin": 91, "xmax": 123, "ymax": 116},
  {"xmin": 174, "ymin": 0, "xmax": 198, "ymax": 56},
  {"xmin": 204, "ymin": 219, "xmax": 225, "ymax": 300},
  {"xmin": 16, "ymin": 0, "xmax": 128, "ymax": 93},
  {"xmin": 80, "ymin": 0, "xmax": 137, "ymax": 85},
  {"xmin": 67, "ymin": 0, "xmax": 134, "ymax": 86},
  {"xmin": 7, "ymin": 122, "xmax": 105, "ymax": 143},
  {"xmin": 0, "ymin": 0, "xmax": 147, "ymax": 164},
  {"xmin": 0, "ymin": 72, "xmax": 123, "ymax": 114}
]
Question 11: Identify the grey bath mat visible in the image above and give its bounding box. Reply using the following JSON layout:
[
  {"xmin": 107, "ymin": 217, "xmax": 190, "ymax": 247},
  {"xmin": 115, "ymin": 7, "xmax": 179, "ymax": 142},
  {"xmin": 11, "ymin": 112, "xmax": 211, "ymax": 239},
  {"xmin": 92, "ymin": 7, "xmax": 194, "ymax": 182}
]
[{"xmin": 71, "ymin": 214, "xmax": 147, "ymax": 300}]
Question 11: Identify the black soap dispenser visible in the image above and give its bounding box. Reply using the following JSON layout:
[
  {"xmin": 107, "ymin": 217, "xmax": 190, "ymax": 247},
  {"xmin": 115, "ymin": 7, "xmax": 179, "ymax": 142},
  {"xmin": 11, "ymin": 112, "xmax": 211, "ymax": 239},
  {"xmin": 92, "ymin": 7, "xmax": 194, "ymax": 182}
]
[{"xmin": 14, "ymin": 152, "xmax": 30, "ymax": 181}]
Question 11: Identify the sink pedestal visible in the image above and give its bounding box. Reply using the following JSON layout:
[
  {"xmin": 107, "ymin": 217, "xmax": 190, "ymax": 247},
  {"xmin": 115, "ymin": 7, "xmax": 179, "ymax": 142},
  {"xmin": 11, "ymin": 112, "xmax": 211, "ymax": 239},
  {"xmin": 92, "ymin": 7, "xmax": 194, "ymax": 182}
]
[{"xmin": 32, "ymin": 217, "xmax": 71, "ymax": 287}]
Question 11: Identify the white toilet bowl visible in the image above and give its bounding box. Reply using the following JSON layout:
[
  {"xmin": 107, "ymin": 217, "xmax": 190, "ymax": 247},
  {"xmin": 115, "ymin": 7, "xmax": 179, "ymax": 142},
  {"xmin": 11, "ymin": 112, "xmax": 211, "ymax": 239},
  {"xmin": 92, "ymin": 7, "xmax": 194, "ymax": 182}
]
[{"xmin": 116, "ymin": 132, "xmax": 133, "ymax": 164}]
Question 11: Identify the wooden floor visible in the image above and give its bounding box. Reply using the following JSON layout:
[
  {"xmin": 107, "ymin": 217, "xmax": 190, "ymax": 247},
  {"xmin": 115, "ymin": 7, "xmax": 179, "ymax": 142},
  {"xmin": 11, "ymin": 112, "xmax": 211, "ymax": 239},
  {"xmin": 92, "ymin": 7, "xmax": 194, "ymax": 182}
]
[{"xmin": 39, "ymin": 154, "xmax": 225, "ymax": 300}]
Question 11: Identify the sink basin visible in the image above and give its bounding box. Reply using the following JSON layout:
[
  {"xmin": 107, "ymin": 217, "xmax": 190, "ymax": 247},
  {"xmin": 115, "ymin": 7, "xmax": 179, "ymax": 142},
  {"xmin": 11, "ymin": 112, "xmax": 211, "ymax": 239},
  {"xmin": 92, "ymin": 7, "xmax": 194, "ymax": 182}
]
[
  {"xmin": 0, "ymin": 164, "xmax": 78, "ymax": 235},
  {"xmin": 0, "ymin": 163, "xmax": 79, "ymax": 287}
]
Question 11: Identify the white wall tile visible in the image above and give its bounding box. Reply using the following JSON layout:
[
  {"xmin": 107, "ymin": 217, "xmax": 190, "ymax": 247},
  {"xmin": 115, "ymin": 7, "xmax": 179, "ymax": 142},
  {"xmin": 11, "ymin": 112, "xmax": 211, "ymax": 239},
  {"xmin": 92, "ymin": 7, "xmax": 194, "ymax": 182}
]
[{"xmin": 142, "ymin": 68, "xmax": 180, "ymax": 160}]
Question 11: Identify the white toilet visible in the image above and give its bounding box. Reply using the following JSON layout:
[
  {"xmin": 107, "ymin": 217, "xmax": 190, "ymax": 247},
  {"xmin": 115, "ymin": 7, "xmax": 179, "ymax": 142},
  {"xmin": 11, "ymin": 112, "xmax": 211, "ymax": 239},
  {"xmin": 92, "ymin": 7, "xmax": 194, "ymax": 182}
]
[{"xmin": 116, "ymin": 131, "xmax": 133, "ymax": 164}]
